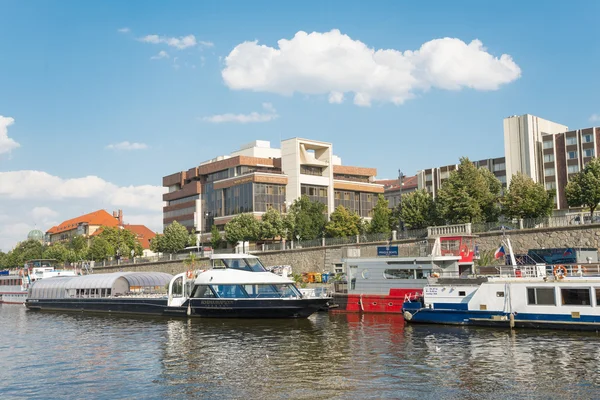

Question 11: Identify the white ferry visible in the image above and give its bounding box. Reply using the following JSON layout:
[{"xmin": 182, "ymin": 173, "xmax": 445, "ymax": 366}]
[{"xmin": 402, "ymin": 239, "xmax": 600, "ymax": 331}]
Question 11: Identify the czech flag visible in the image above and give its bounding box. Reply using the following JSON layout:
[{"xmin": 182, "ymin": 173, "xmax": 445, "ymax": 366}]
[
  {"xmin": 494, "ymin": 245, "xmax": 506, "ymax": 259},
  {"xmin": 563, "ymin": 248, "xmax": 573, "ymax": 257}
]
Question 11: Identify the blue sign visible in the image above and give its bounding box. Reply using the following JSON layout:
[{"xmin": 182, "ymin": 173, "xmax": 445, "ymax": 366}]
[{"xmin": 377, "ymin": 246, "xmax": 399, "ymax": 256}]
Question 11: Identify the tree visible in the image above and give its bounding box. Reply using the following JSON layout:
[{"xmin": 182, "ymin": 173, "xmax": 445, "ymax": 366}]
[
  {"xmin": 69, "ymin": 235, "xmax": 88, "ymax": 253},
  {"xmin": 260, "ymin": 207, "xmax": 285, "ymax": 240},
  {"xmin": 0, "ymin": 251, "xmax": 8, "ymax": 268},
  {"xmin": 183, "ymin": 253, "xmax": 198, "ymax": 269},
  {"xmin": 5, "ymin": 239, "xmax": 44, "ymax": 268},
  {"xmin": 44, "ymin": 243, "xmax": 69, "ymax": 263},
  {"xmin": 436, "ymin": 157, "xmax": 502, "ymax": 224},
  {"xmin": 97, "ymin": 226, "xmax": 143, "ymax": 257},
  {"xmin": 210, "ymin": 225, "xmax": 222, "ymax": 249},
  {"xmin": 287, "ymin": 196, "xmax": 327, "ymax": 241},
  {"xmin": 396, "ymin": 190, "xmax": 436, "ymax": 230},
  {"xmin": 224, "ymin": 213, "xmax": 261, "ymax": 245},
  {"xmin": 88, "ymin": 237, "xmax": 114, "ymax": 261},
  {"xmin": 369, "ymin": 194, "xmax": 392, "ymax": 234},
  {"xmin": 503, "ymin": 172, "xmax": 554, "ymax": 219},
  {"xmin": 565, "ymin": 158, "xmax": 600, "ymax": 217},
  {"xmin": 161, "ymin": 221, "xmax": 190, "ymax": 254},
  {"xmin": 150, "ymin": 234, "xmax": 166, "ymax": 253},
  {"xmin": 325, "ymin": 206, "xmax": 361, "ymax": 238}
]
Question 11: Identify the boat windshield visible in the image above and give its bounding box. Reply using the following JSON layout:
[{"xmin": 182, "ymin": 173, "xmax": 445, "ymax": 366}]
[{"xmin": 223, "ymin": 258, "xmax": 267, "ymax": 272}]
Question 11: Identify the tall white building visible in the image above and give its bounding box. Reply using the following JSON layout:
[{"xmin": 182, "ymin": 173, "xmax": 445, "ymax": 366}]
[{"xmin": 503, "ymin": 114, "xmax": 568, "ymax": 187}]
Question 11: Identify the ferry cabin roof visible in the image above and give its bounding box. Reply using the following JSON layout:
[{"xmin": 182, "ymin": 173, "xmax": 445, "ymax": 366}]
[
  {"xmin": 193, "ymin": 269, "xmax": 293, "ymax": 285},
  {"xmin": 28, "ymin": 272, "xmax": 173, "ymax": 300}
]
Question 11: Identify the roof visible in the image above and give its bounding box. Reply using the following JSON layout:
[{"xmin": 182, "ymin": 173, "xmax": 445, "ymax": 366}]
[
  {"xmin": 28, "ymin": 272, "xmax": 173, "ymax": 300},
  {"xmin": 123, "ymin": 225, "xmax": 156, "ymax": 249},
  {"xmin": 377, "ymin": 175, "xmax": 418, "ymax": 192},
  {"xmin": 210, "ymin": 253, "xmax": 259, "ymax": 260},
  {"xmin": 46, "ymin": 210, "xmax": 119, "ymax": 234},
  {"xmin": 194, "ymin": 269, "xmax": 293, "ymax": 285}
]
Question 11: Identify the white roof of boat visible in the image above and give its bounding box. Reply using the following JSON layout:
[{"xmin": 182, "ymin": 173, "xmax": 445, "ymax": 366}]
[
  {"xmin": 195, "ymin": 269, "xmax": 293, "ymax": 285},
  {"xmin": 210, "ymin": 253, "xmax": 258, "ymax": 260},
  {"xmin": 30, "ymin": 272, "xmax": 173, "ymax": 291}
]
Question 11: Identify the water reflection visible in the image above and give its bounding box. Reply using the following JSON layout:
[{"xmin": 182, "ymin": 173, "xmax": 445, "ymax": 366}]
[{"xmin": 1, "ymin": 306, "xmax": 599, "ymax": 399}]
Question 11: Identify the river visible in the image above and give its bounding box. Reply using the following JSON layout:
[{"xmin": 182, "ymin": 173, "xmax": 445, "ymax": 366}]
[{"xmin": 1, "ymin": 305, "xmax": 599, "ymax": 399}]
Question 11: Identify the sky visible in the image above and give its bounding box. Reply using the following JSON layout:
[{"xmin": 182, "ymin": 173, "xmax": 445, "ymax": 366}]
[{"xmin": 1, "ymin": 0, "xmax": 599, "ymax": 251}]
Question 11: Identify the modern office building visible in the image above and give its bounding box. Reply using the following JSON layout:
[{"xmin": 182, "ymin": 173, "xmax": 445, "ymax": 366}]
[
  {"xmin": 162, "ymin": 139, "xmax": 384, "ymax": 233},
  {"xmin": 416, "ymin": 157, "xmax": 507, "ymax": 197},
  {"xmin": 503, "ymin": 114, "xmax": 568, "ymax": 187},
  {"xmin": 541, "ymin": 126, "xmax": 600, "ymax": 210}
]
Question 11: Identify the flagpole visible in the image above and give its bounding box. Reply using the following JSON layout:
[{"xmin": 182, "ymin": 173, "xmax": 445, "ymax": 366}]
[{"xmin": 502, "ymin": 228, "xmax": 517, "ymax": 267}]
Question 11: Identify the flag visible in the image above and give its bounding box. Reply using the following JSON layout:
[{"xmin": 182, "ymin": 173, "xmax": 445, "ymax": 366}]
[
  {"xmin": 563, "ymin": 248, "xmax": 573, "ymax": 257},
  {"xmin": 494, "ymin": 245, "xmax": 506, "ymax": 259}
]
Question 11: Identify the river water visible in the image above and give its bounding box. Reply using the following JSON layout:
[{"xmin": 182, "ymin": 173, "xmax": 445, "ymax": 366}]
[{"xmin": 1, "ymin": 305, "xmax": 599, "ymax": 399}]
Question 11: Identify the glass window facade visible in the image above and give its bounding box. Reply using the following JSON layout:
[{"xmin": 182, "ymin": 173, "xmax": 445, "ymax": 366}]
[
  {"xmin": 543, "ymin": 154, "xmax": 554, "ymax": 163},
  {"xmin": 224, "ymin": 182, "xmax": 253, "ymax": 216},
  {"xmin": 168, "ymin": 194, "xmax": 199, "ymax": 206},
  {"xmin": 568, "ymin": 165, "xmax": 579, "ymax": 174},
  {"xmin": 301, "ymin": 184, "xmax": 328, "ymax": 205},
  {"xmin": 566, "ymin": 137, "xmax": 577, "ymax": 145},
  {"xmin": 544, "ymin": 167, "xmax": 555, "ymax": 176},
  {"xmin": 300, "ymin": 165, "xmax": 324, "ymax": 176},
  {"xmin": 585, "ymin": 149, "xmax": 595, "ymax": 157},
  {"xmin": 164, "ymin": 206, "xmax": 196, "ymax": 219},
  {"xmin": 543, "ymin": 141, "xmax": 553, "ymax": 149},
  {"xmin": 584, "ymin": 134, "xmax": 593, "ymax": 143},
  {"xmin": 568, "ymin": 151, "xmax": 578, "ymax": 159},
  {"xmin": 254, "ymin": 183, "xmax": 286, "ymax": 212}
]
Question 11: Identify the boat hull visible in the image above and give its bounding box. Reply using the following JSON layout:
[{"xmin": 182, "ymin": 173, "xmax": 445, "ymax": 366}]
[
  {"xmin": 25, "ymin": 297, "xmax": 329, "ymax": 319},
  {"xmin": 402, "ymin": 303, "xmax": 600, "ymax": 332},
  {"xmin": 331, "ymin": 289, "xmax": 421, "ymax": 314}
]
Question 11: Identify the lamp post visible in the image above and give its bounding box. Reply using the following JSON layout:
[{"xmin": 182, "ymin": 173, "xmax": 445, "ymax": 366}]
[
  {"xmin": 200, "ymin": 211, "xmax": 211, "ymax": 255},
  {"xmin": 398, "ymin": 169, "xmax": 405, "ymax": 238}
]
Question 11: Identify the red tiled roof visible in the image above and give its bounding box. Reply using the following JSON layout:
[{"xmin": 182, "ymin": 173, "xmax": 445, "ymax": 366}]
[
  {"xmin": 124, "ymin": 225, "xmax": 156, "ymax": 250},
  {"xmin": 375, "ymin": 175, "xmax": 418, "ymax": 191},
  {"xmin": 46, "ymin": 210, "xmax": 119, "ymax": 234}
]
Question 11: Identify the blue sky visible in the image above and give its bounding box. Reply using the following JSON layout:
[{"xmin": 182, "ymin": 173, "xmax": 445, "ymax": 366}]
[{"xmin": 1, "ymin": 0, "xmax": 599, "ymax": 250}]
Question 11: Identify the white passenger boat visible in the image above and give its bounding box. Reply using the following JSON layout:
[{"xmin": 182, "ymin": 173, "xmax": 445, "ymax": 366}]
[{"xmin": 402, "ymin": 239, "xmax": 600, "ymax": 331}]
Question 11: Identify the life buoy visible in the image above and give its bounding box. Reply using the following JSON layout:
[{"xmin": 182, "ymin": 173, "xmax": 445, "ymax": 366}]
[
  {"xmin": 577, "ymin": 265, "xmax": 587, "ymax": 274},
  {"xmin": 431, "ymin": 272, "xmax": 440, "ymax": 278},
  {"xmin": 186, "ymin": 270, "xmax": 194, "ymax": 279},
  {"xmin": 553, "ymin": 265, "xmax": 568, "ymax": 278}
]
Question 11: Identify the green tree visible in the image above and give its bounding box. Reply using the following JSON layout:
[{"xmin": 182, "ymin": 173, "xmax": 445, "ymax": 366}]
[
  {"xmin": 287, "ymin": 196, "xmax": 327, "ymax": 240},
  {"xmin": 396, "ymin": 190, "xmax": 436, "ymax": 230},
  {"xmin": 183, "ymin": 253, "xmax": 198, "ymax": 269},
  {"xmin": 98, "ymin": 226, "xmax": 143, "ymax": 257},
  {"xmin": 565, "ymin": 158, "xmax": 600, "ymax": 217},
  {"xmin": 260, "ymin": 207, "xmax": 285, "ymax": 240},
  {"xmin": 161, "ymin": 221, "xmax": 190, "ymax": 254},
  {"xmin": 44, "ymin": 243, "xmax": 69, "ymax": 263},
  {"xmin": 479, "ymin": 167, "xmax": 503, "ymax": 222},
  {"xmin": 88, "ymin": 237, "xmax": 114, "ymax": 261},
  {"xmin": 503, "ymin": 172, "xmax": 554, "ymax": 219},
  {"xmin": 436, "ymin": 157, "xmax": 502, "ymax": 224},
  {"xmin": 369, "ymin": 194, "xmax": 392, "ymax": 234},
  {"xmin": 0, "ymin": 251, "xmax": 8, "ymax": 268},
  {"xmin": 150, "ymin": 234, "xmax": 166, "ymax": 253},
  {"xmin": 325, "ymin": 206, "xmax": 361, "ymax": 238},
  {"xmin": 210, "ymin": 225, "xmax": 222, "ymax": 249},
  {"xmin": 225, "ymin": 213, "xmax": 261, "ymax": 245},
  {"xmin": 5, "ymin": 239, "xmax": 44, "ymax": 268},
  {"xmin": 69, "ymin": 235, "xmax": 88, "ymax": 253}
]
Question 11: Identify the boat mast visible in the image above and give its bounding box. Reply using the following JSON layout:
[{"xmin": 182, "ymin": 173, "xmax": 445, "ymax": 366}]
[{"xmin": 502, "ymin": 229, "xmax": 517, "ymax": 267}]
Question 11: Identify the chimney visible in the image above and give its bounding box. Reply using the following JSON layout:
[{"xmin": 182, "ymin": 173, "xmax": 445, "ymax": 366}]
[
  {"xmin": 118, "ymin": 209, "xmax": 123, "ymax": 226},
  {"xmin": 113, "ymin": 211, "xmax": 118, "ymax": 218}
]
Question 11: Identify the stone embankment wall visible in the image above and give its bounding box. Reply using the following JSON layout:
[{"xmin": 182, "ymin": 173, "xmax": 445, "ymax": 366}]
[{"xmin": 95, "ymin": 225, "xmax": 600, "ymax": 275}]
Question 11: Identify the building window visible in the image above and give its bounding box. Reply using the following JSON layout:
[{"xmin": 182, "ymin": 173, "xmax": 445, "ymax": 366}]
[
  {"xmin": 335, "ymin": 191, "xmax": 340, "ymax": 200},
  {"xmin": 300, "ymin": 165, "xmax": 323, "ymax": 176},
  {"xmin": 543, "ymin": 141, "xmax": 553, "ymax": 149},
  {"xmin": 527, "ymin": 288, "xmax": 555, "ymax": 305},
  {"xmin": 568, "ymin": 151, "xmax": 578, "ymax": 159},
  {"xmin": 566, "ymin": 137, "xmax": 577, "ymax": 145},
  {"xmin": 544, "ymin": 167, "xmax": 555, "ymax": 176},
  {"xmin": 545, "ymin": 182, "xmax": 556, "ymax": 190},
  {"xmin": 561, "ymin": 288, "xmax": 591, "ymax": 306},
  {"xmin": 493, "ymin": 163, "xmax": 505, "ymax": 172},
  {"xmin": 319, "ymin": 188, "xmax": 327, "ymax": 197},
  {"xmin": 425, "ymin": 173, "xmax": 432, "ymax": 181},
  {"xmin": 584, "ymin": 134, "xmax": 593, "ymax": 143},
  {"xmin": 344, "ymin": 192, "xmax": 350, "ymax": 201},
  {"xmin": 498, "ymin": 175, "xmax": 506, "ymax": 183},
  {"xmin": 440, "ymin": 171, "xmax": 449, "ymax": 179},
  {"xmin": 584, "ymin": 149, "xmax": 595, "ymax": 158},
  {"xmin": 543, "ymin": 154, "xmax": 554, "ymax": 163},
  {"xmin": 568, "ymin": 165, "xmax": 579, "ymax": 174}
]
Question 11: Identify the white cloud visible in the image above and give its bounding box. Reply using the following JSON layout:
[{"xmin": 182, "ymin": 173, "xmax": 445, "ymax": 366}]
[
  {"xmin": 202, "ymin": 103, "xmax": 279, "ymax": 124},
  {"xmin": 590, "ymin": 114, "xmax": 600, "ymax": 123},
  {"xmin": 328, "ymin": 91, "xmax": 344, "ymax": 104},
  {"xmin": 0, "ymin": 116, "xmax": 20, "ymax": 155},
  {"xmin": 198, "ymin": 40, "xmax": 214, "ymax": 48},
  {"xmin": 118, "ymin": 27, "xmax": 130, "ymax": 34},
  {"xmin": 151, "ymin": 50, "xmax": 169, "ymax": 60},
  {"xmin": 0, "ymin": 170, "xmax": 166, "ymax": 251},
  {"xmin": 139, "ymin": 34, "xmax": 198, "ymax": 50},
  {"xmin": 106, "ymin": 141, "xmax": 148, "ymax": 150},
  {"xmin": 221, "ymin": 29, "xmax": 521, "ymax": 107}
]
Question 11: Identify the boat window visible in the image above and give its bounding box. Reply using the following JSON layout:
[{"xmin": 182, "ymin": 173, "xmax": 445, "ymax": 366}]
[
  {"xmin": 384, "ymin": 269, "xmax": 428, "ymax": 279},
  {"xmin": 527, "ymin": 288, "xmax": 555, "ymax": 305},
  {"xmin": 192, "ymin": 285, "xmax": 216, "ymax": 298},
  {"xmin": 242, "ymin": 284, "xmax": 293, "ymax": 298},
  {"xmin": 496, "ymin": 292, "xmax": 505, "ymax": 298},
  {"xmin": 245, "ymin": 258, "xmax": 267, "ymax": 272},
  {"xmin": 458, "ymin": 291, "xmax": 466, "ymax": 296},
  {"xmin": 596, "ymin": 289, "xmax": 600, "ymax": 306},
  {"xmin": 211, "ymin": 284, "xmax": 248, "ymax": 298},
  {"xmin": 561, "ymin": 288, "xmax": 591, "ymax": 306},
  {"xmin": 172, "ymin": 277, "xmax": 184, "ymax": 298}
]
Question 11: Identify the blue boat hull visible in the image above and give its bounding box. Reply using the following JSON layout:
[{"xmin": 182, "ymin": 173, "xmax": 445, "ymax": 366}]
[{"xmin": 402, "ymin": 302, "xmax": 600, "ymax": 332}]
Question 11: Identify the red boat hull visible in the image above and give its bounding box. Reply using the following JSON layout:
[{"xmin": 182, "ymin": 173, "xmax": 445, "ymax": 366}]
[{"xmin": 330, "ymin": 289, "xmax": 422, "ymax": 314}]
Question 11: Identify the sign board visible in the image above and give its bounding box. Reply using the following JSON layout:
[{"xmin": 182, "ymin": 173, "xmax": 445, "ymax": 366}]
[{"xmin": 377, "ymin": 246, "xmax": 399, "ymax": 257}]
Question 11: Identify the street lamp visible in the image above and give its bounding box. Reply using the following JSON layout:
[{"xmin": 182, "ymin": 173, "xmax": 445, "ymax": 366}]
[{"xmin": 398, "ymin": 169, "xmax": 405, "ymax": 238}]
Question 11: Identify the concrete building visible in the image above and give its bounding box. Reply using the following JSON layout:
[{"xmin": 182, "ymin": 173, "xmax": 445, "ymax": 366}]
[
  {"xmin": 416, "ymin": 157, "xmax": 507, "ymax": 197},
  {"xmin": 375, "ymin": 175, "xmax": 418, "ymax": 208},
  {"xmin": 162, "ymin": 139, "xmax": 384, "ymax": 234},
  {"xmin": 541, "ymin": 126, "xmax": 600, "ymax": 210},
  {"xmin": 503, "ymin": 114, "xmax": 568, "ymax": 187}
]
